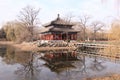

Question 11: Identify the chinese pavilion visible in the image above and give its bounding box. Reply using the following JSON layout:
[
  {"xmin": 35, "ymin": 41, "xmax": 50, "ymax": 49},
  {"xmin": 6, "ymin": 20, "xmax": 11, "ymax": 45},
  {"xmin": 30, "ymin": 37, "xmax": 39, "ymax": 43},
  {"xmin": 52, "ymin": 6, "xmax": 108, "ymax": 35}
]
[{"xmin": 40, "ymin": 14, "xmax": 79, "ymax": 40}]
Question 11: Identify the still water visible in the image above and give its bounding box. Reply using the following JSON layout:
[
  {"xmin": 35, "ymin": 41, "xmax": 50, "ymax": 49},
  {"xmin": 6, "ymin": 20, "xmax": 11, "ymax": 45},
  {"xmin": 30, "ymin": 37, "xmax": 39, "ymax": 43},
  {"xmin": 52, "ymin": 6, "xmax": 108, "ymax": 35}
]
[{"xmin": 0, "ymin": 45, "xmax": 120, "ymax": 80}]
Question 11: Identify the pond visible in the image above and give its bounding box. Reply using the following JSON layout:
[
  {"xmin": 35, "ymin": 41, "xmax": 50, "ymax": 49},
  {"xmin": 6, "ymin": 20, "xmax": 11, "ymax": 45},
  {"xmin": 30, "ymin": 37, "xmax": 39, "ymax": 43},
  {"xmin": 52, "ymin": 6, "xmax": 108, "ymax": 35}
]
[{"xmin": 0, "ymin": 45, "xmax": 120, "ymax": 80}]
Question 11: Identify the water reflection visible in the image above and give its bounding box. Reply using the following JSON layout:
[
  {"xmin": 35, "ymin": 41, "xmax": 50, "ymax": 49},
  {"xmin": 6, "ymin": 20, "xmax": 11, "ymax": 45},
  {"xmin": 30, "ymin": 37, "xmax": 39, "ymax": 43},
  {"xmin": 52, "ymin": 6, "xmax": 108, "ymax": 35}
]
[
  {"xmin": 40, "ymin": 50, "xmax": 106, "ymax": 80},
  {"xmin": 90, "ymin": 56, "xmax": 105, "ymax": 72},
  {"xmin": 41, "ymin": 50, "xmax": 78, "ymax": 73},
  {"xmin": 0, "ymin": 45, "xmax": 42, "ymax": 80},
  {"xmin": 0, "ymin": 45, "xmax": 120, "ymax": 80},
  {"xmin": 0, "ymin": 46, "xmax": 6, "ymax": 57},
  {"xmin": 3, "ymin": 45, "xmax": 15, "ymax": 64},
  {"xmin": 15, "ymin": 52, "xmax": 42, "ymax": 80}
]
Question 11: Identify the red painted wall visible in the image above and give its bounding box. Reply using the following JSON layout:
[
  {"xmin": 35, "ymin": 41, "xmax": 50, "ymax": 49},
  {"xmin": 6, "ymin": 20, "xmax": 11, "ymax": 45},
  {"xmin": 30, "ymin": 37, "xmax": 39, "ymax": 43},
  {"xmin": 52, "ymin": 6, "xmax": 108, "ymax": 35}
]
[{"xmin": 40, "ymin": 33, "xmax": 77, "ymax": 40}]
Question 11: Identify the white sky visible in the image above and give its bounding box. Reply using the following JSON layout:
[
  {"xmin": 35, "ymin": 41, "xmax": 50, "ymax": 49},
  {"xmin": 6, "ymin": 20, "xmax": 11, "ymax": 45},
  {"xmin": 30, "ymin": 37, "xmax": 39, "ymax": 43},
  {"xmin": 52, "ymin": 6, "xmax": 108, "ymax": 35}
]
[{"xmin": 0, "ymin": 0, "xmax": 119, "ymax": 28}]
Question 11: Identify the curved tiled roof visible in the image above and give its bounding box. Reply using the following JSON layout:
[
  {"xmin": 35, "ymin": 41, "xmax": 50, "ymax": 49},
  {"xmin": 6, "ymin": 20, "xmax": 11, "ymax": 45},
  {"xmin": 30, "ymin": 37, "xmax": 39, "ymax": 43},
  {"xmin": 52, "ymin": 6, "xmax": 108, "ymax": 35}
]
[
  {"xmin": 50, "ymin": 27, "xmax": 79, "ymax": 32},
  {"xmin": 44, "ymin": 14, "xmax": 74, "ymax": 27}
]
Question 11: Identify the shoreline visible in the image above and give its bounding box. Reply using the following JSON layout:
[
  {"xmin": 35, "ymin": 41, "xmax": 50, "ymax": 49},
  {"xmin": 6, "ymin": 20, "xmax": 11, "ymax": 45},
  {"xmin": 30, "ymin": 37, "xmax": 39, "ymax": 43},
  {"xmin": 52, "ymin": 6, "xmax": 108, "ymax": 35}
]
[{"xmin": 0, "ymin": 41, "xmax": 76, "ymax": 52}]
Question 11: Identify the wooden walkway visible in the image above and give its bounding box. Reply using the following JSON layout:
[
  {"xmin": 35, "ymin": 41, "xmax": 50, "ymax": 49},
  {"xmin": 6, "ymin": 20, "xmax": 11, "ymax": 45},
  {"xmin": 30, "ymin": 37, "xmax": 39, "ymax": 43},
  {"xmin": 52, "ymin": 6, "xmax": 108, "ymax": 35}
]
[
  {"xmin": 75, "ymin": 43, "xmax": 113, "ymax": 49},
  {"xmin": 75, "ymin": 43, "xmax": 120, "ymax": 60}
]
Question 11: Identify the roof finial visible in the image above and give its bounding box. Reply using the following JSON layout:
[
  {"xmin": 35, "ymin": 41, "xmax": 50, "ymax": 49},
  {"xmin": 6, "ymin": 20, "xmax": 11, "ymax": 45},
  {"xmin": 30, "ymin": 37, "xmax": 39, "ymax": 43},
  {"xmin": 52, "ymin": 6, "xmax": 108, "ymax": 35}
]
[{"xmin": 57, "ymin": 14, "xmax": 60, "ymax": 19}]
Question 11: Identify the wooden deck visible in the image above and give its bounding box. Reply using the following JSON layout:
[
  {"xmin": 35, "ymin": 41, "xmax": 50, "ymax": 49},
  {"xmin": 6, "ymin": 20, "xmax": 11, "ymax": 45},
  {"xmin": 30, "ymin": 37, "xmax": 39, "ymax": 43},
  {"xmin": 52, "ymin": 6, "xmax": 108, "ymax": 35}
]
[
  {"xmin": 75, "ymin": 43, "xmax": 113, "ymax": 49},
  {"xmin": 75, "ymin": 43, "xmax": 120, "ymax": 60}
]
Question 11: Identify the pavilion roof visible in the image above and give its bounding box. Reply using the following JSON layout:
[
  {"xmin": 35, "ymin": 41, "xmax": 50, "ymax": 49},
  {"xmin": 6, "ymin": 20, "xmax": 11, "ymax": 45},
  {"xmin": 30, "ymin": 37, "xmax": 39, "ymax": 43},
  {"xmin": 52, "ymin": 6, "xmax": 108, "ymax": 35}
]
[
  {"xmin": 44, "ymin": 14, "xmax": 74, "ymax": 27},
  {"xmin": 50, "ymin": 27, "xmax": 79, "ymax": 32},
  {"xmin": 40, "ymin": 26, "xmax": 79, "ymax": 33}
]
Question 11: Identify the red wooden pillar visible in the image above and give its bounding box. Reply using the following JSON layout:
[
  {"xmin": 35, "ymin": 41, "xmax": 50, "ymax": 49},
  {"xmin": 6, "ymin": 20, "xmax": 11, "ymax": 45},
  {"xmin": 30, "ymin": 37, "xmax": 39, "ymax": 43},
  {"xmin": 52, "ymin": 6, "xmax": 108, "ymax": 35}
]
[
  {"xmin": 52, "ymin": 34, "xmax": 54, "ymax": 40},
  {"xmin": 42, "ymin": 35, "xmax": 44, "ymax": 40},
  {"xmin": 46, "ymin": 34, "xmax": 49, "ymax": 40},
  {"xmin": 60, "ymin": 33, "xmax": 62, "ymax": 40},
  {"xmin": 66, "ymin": 32, "xmax": 68, "ymax": 40},
  {"xmin": 44, "ymin": 35, "xmax": 46, "ymax": 40},
  {"xmin": 50, "ymin": 34, "xmax": 53, "ymax": 40},
  {"xmin": 54, "ymin": 34, "xmax": 56, "ymax": 40},
  {"xmin": 58, "ymin": 34, "xmax": 61, "ymax": 40},
  {"xmin": 46, "ymin": 35, "xmax": 47, "ymax": 40},
  {"xmin": 75, "ymin": 34, "xmax": 77, "ymax": 40},
  {"xmin": 70, "ymin": 33, "xmax": 72, "ymax": 40},
  {"xmin": 73, "ymin": 34, "xmax": 76, "ymax": 40},
  {"xmin": 48, "ymin": 34, "xmax": 50, "ymax": 40},
  {"xmin": 71, "ymin": 34, "xmax": 73, "ymax": 40},
  {"xmin": 69, "ymin": 34, "xmax": 71, "ymax": 40},
  {"xmin": 49, "ymin": 34, "xmax": 51, "ymax": 40}
]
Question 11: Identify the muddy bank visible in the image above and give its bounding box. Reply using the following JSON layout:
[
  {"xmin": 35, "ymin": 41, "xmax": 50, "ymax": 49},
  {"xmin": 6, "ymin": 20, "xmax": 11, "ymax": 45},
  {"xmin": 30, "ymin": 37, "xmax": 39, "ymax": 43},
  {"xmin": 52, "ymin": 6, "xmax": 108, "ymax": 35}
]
[{"xmin": 0, "ymin": 41, "xmax": 76, "ymax": 52}]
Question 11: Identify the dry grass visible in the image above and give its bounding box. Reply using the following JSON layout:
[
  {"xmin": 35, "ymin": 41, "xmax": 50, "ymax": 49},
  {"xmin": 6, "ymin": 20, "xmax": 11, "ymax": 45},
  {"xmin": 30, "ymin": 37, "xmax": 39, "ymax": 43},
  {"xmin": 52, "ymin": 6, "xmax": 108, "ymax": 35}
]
[
  {"xmin": 97, "ymin": 41, "xmax": 120, "ymax": 60},
  {"xmin": 0, "ymin": 41, "xmax": 76, "ymax": 52},
  {"xmin": 84, "ymin": 74, "xmax": 120, "ymax": 80},
  {"xmin": 102, "ymin": 46, "xmax": 119, "ymax": 55},
  {"xmin": 0, "ymin": 41, "xmax": 14, "ymax": 45}
]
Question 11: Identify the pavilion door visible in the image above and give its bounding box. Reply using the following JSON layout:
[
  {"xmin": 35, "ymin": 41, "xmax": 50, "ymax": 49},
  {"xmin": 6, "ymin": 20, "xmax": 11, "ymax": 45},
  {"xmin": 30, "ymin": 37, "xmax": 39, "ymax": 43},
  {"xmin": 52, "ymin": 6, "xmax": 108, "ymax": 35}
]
[
  {"xmin": 62, "ymin": 34, "xmax": 67, "ymax": 40},
  {"xmin": 62, "ymin": 33, "xmax": 71, "ymax": 40}
]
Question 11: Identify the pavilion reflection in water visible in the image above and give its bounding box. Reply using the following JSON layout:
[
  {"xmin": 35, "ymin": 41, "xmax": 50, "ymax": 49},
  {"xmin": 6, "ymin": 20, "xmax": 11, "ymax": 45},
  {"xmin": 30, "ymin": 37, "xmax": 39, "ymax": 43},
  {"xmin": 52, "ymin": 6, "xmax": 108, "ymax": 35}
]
[{"xmin": 40, "ymin": 50, "xmax": 87, "ymax": 73}]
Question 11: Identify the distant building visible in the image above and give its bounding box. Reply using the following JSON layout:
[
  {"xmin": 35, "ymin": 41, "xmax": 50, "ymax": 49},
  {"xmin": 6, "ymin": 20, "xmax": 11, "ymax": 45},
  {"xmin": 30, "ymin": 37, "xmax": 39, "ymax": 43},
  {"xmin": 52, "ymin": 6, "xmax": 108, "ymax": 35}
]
[{"xmin": 40, "ymin": 14, "xmax": 79, "ymax": 40}]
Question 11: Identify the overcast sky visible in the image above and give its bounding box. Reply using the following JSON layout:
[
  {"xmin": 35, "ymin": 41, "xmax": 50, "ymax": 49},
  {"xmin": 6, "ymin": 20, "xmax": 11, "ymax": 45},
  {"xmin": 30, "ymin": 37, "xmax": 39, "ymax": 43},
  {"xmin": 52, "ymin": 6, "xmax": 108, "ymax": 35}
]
[{"xmin": 0, "ymin": 0, "xmax": 119, "ymax": 27}]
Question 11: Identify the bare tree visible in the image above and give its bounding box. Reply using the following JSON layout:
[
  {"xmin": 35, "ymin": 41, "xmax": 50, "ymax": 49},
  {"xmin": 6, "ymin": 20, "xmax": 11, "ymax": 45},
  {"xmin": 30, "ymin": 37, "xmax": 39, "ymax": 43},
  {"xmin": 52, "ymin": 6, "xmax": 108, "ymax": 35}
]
[
  {"xmin": 0, "ymin": 28, "xmax": 6, "ymax": 39},
  {"xmin": 91, "ymin": 21, "xmax": 105, "ymax": 41},
  {"xmin": 18, "ymin": 5, "xmax": 40, "ymax": 41},
  {"xmin": 18, "ymin": 5, "xmax": 40, "ymax": 26},
  {"xmin": 64, "ymin": 12, "xmax": 75, "ymax": 23},
  {"xmin": 79, "ymin": 15, "xmax": 91, "ymax": 41}
]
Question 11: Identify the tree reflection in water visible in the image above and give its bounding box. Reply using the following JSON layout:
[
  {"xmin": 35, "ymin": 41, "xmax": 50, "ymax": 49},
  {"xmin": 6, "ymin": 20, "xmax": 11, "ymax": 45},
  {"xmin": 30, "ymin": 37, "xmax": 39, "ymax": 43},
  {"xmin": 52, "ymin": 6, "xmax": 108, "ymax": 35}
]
[
  {"xmin": 90, "ymin": 56, "xmax": 105, "ymax": 72},
  {"xmin": 57, "ymin": 54, "xmax": 87, "ymax": 80},
  {"xmin": 72, "ymin": 53, "xmax": 87, "ymax": 74},
  {"xmin": 2, "ymin": 45, "xmax": 15, "ymax": 64},
  {"xmin": 0, "ymin": 45, "xmax": 42, "ymax": 80},
  {"xmin": 15, "ymin": 52, "xmax": 42, "ymax": 80}
]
